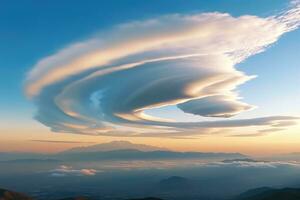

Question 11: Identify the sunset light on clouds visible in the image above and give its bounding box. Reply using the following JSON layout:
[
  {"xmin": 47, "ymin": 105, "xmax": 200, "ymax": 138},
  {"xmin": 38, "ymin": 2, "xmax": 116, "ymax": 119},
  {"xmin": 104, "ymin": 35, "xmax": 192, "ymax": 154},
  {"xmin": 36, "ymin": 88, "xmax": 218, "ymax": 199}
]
[{"xmin": 1, "ymin": 0, "xmax": 300, "ymax": 156}]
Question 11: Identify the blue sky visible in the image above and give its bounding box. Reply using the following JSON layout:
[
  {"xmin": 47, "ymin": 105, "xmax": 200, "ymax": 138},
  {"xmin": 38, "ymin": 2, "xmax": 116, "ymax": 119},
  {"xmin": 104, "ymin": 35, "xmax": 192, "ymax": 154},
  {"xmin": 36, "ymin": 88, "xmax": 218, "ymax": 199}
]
[
  {"xmin": 0, "ymin": 0, "xmax": 296, "ymax": 119},
  {"xmin": 1, "ymin": 0, "xmax": 300, "ymax": 153}
]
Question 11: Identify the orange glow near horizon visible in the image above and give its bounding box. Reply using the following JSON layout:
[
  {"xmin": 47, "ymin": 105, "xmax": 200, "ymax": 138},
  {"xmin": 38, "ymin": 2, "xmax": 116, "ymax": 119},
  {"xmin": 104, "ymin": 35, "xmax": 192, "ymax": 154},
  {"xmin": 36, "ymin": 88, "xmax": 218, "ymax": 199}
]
[{"xmin": 1, "ymin": 123, "xmax": 300, "ymax": 157}]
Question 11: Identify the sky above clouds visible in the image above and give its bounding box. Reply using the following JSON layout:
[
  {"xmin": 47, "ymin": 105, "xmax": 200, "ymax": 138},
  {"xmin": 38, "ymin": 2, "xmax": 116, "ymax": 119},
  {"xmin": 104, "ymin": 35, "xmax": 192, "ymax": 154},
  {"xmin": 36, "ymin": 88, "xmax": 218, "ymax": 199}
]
[{"xmin": 1, "ymin": 0, "xmax": 300, "ymax": 155}]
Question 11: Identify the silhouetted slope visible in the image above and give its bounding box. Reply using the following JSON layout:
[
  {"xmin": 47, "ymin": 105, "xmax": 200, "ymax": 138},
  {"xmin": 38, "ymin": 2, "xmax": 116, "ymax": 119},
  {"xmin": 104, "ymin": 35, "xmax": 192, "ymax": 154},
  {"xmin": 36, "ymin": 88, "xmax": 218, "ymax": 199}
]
[
  {"xmin": 58, "ymin": 197, "xmax": 89, "ymax": 200},
  {"xmin": 236, "ymin": 187, "xmax": 272, "ymax": 199},
  {"xmin": 236, "ymin": 187, "xmax": 300, "ymax": 200},
  {"xmin": 126, "ymin": 198, "xmax": 163, "ymax": 200},
  {"xmin": 0, "ymin": 188, "xmax": 164, "ymax": 200},
  {"xmin": 0, "ymin": 189, "xmax": 32, "ymax": 200}
]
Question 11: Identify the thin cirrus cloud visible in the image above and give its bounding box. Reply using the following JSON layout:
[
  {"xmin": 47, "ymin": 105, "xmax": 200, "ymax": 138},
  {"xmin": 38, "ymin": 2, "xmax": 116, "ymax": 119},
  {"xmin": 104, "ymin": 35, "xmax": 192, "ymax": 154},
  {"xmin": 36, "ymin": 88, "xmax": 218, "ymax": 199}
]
[{"xmin": 24, "ymin": 1, "xmax": 300, "ymax": 137}]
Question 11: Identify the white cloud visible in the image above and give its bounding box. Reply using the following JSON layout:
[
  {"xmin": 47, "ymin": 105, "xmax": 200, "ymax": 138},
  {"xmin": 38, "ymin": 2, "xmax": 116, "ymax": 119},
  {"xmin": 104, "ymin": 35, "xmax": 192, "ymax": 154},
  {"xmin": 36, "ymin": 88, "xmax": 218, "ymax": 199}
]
[
  {"xmin": 210, "ymin": 159, "xmax": 300, "ymax": 169},
  {"xmin": 80, "ymin": 169, "xmax": 97, "ymax": 176},
  {"xmin": 25, "ymin": 2, "xmax": 300, "ymax": 137},
  {"xmin": 50, "ymin": 165, "xmax": 98, "ymax": 177}
]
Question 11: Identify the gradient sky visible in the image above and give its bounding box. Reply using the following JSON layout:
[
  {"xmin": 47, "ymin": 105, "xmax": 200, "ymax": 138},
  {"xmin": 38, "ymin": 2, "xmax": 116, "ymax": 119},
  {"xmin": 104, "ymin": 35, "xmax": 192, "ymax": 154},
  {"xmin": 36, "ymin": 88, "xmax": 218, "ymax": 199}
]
[{"xmin": 1, "ymin": 0, "xmax": 300, "ymax": 156}]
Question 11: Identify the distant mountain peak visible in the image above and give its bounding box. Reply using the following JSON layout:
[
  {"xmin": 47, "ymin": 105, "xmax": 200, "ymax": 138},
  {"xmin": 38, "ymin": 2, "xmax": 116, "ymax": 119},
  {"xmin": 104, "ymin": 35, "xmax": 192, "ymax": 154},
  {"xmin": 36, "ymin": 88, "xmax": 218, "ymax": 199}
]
[{"xmin": 62, "ymin": 140, "xmax": 169, "ymax": 153}]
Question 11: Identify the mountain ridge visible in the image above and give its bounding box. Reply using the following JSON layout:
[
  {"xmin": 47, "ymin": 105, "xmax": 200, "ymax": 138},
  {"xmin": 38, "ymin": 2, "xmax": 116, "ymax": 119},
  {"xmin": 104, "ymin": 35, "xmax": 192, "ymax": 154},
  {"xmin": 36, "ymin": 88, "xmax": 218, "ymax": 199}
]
[
  {"xmin": 55, "ymin": 148, "xmax": 246, "ymax": 161},
  {"xmin": 235, "ymin": 187, "xmax": 300, "ymax": 200},
  {"xmin": 0, "ymin": 141, "xmax": 247, "ymax": 161},
  {"xmin": 61, "ymin": 141, "xmax": 169, "ymax": 153}
]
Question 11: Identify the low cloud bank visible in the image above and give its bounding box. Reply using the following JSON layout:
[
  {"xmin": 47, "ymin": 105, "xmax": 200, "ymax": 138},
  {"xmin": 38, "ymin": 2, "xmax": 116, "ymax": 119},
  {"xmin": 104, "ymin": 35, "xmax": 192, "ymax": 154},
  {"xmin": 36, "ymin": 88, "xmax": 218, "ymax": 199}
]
[{"xmin": 50, "ymin": 165, "xmax": 98, "ymax": 177}]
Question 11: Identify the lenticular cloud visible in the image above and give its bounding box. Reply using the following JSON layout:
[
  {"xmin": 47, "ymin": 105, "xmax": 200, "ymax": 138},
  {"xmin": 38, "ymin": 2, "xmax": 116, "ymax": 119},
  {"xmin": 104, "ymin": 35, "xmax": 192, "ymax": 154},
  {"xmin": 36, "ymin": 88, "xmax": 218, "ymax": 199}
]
[{"xmin": 25, "ymin": 2, "xmax": 300, "ymax": 137}]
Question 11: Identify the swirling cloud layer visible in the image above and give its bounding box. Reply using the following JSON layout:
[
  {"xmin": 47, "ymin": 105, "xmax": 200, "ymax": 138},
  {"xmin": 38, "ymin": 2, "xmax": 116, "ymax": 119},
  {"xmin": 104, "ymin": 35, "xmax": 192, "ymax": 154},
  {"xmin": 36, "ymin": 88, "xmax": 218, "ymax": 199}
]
[{"xmin": 25, "ymin": 2, "xmax": 300, "ymax": 137}]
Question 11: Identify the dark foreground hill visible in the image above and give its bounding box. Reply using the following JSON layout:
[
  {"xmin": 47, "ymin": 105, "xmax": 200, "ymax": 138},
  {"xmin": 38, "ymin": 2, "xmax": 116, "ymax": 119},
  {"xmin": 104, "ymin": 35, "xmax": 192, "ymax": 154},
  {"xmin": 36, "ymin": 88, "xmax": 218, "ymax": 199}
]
[
  {"xmin": 3, "ymin": 186, "xmax": 300, "ymax": 200},
  {"xmin": 235, "ymin": 187, "xmax": 300, "ymax": 200},
  {"xmin": 58, "ymin": 197, "xmax": 89, "ymax": 200},
  {"xmin": 59, "ymin": 198, "xmax": 162, "ymax": 200},
  {"xmin": 0, "ymin": 188, "xmax": 33, "ymax": 200},
  {"xmin": 0, "ymin": 188, "xmax": 163, "ymax": 200},
  {"xmin": 126, "ymin": 198, "xmax": 163, "ymax": 200}
]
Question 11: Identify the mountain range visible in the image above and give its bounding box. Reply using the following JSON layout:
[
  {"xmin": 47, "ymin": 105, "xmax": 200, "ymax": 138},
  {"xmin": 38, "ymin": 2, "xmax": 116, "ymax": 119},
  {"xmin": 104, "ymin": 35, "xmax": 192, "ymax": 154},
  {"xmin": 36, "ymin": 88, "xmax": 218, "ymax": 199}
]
[
  {"xmin": 63, "ymin": 141, "xmax": 169, "ymax": 153},
  {"xmin": 0, "ymin": 141, "xmax": 246, "ymax": 162},
  {"xmin": 3, "ymin": 141, "xmax": 300, "ymax": 163},
  {"xmin": 235, "ymin": 187, "xmax": 300, "ymax": 200}
]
